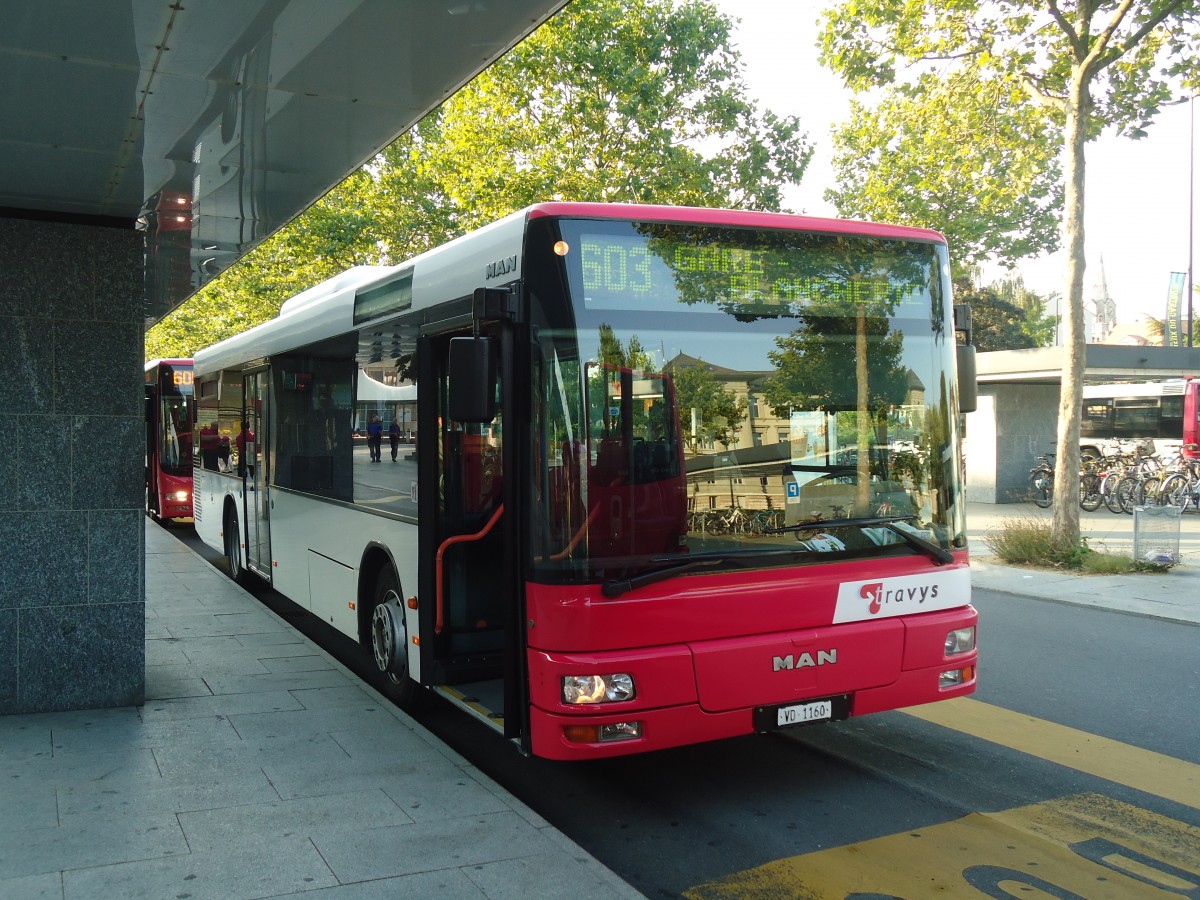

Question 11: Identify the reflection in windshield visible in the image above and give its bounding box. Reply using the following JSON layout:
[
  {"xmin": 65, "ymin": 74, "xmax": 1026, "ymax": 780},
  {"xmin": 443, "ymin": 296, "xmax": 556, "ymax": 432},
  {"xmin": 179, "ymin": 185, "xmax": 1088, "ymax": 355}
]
[{"xmin": 528, "ymin": 219, "xmax": 965, "ymax": 582}]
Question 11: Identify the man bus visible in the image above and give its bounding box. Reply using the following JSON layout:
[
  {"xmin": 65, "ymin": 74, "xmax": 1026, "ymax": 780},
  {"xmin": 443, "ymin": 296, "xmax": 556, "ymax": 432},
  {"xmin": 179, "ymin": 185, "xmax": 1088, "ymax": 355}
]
[
  {"xmin": 144, "ymin": 358, "xmax": 195, "ymax": 521},
  {"xmin": 192, "ymin": 203, "xmax": 978, "ymax": 760}
]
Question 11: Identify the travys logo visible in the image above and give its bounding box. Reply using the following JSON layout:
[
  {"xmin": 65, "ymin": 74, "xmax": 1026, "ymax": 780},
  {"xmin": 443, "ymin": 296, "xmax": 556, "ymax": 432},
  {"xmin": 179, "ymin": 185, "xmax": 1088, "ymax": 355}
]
[
  {"xmin": 835, "ymin": 569, "xmax": 969, "ymax": 623},
  {"xmin": 860, "ymin": 581, "xmax": 940, "ymax": 615}
]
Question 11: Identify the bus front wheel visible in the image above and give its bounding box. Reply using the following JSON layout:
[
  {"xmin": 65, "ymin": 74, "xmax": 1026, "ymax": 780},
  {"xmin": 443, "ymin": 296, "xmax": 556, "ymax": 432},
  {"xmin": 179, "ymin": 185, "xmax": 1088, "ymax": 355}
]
[
  {"xmin": 224, "ymin": 507, "xmax": 251, "ymax": 586},
  {"xmin": 368, "ymin": 567, "xmax": 423, "ymax": 709}
]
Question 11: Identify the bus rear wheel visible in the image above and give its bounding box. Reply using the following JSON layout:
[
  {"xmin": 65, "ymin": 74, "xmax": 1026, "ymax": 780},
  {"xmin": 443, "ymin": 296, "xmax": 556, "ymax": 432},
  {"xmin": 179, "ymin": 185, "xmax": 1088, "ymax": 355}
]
[{"xmin": 367, "ymin": 567, "xmax": 423, "ymax": 709}]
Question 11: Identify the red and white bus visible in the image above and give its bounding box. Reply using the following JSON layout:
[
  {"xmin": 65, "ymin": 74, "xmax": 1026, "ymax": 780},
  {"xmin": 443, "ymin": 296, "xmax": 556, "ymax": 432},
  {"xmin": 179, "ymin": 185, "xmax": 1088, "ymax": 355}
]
[
  {"xmin": 1080, "ymin": 378, "xmax": 1200, "ymax": 459},
  {"xmin": 144, "ymin": 358, "xmax": 195, "ymax": 520},
  {"xmin": 192, "ymin": 203, "xmax": 977, "ymax": 760}
]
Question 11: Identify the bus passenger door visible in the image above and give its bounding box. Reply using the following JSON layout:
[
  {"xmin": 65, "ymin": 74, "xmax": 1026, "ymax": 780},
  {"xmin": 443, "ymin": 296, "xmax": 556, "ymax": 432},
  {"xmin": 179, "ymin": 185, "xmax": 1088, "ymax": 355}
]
[
  {"xmin": 243, "ymin": 370, "xmax": 271, "ymax": 577},
  {"xmin": 419, "ymin": 315, "xmax": 528, "ymax": 748}
]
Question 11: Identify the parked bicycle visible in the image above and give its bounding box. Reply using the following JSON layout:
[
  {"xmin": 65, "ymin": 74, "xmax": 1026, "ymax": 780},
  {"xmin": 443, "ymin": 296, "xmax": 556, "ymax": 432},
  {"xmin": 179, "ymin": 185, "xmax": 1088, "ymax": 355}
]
[{"xmin": 1029, "ymin": 452, "xmax": 1055, "ymax": 508}]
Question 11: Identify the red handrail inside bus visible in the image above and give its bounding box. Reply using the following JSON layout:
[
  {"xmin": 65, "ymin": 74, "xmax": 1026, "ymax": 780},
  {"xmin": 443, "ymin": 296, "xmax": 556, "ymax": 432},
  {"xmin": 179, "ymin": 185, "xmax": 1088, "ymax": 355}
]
[{"xmin": 435, "ymin": 504, "xmax": 504, "ymax": 634}]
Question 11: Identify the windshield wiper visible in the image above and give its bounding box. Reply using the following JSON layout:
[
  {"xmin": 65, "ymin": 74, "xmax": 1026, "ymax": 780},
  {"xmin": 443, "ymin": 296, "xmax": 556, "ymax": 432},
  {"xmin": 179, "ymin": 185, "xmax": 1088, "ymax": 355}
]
[
  {"xmin": 602, "ymin": 544, "xmax": 841, "ymax": 598},
  {"xmin": 601, "ymin": 559, "xmax": 723, "ymax": 599},
  {"xmin": 767, "ymin": 515, "xmax": 954, "ymax": 566}
]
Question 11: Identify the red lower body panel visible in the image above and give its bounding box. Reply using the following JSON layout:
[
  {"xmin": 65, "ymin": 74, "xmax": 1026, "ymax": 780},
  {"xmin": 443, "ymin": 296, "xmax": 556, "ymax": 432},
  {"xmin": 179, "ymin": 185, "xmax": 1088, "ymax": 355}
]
[{"xmin": 527, "ymin": 604, "xmax": 978, "ymax": 761}]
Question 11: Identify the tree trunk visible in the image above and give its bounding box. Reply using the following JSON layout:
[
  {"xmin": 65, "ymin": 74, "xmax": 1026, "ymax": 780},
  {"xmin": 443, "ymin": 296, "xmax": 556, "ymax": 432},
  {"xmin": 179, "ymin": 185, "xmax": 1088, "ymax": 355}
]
[
  {"xmin": 1051, "ymin": 74, "xmax": 1089, "ymax": 547},
  {"xmin": 856, "ymin": 303, "xmax": 872, "ymax": 511}
]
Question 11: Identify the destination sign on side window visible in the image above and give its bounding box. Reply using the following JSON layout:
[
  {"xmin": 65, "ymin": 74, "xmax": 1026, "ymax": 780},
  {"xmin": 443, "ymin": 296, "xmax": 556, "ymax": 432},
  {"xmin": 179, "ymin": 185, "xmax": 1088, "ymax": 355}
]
[{"xmin": 578, "ymin": 233, "xmax": 921, "ymax": 314}]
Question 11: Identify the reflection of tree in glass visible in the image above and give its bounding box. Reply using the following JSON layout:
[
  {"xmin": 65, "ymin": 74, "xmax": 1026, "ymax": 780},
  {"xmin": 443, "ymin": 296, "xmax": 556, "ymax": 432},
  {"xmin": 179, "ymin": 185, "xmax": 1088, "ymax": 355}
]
[
  {"xmin": 755, "ymin": 245, "xmax": 921, "ymax": 508},
  {"xmin": 596, "ymin": 324, "xmax": 655, "ymax": 371},
  {"xmin": 666, "ymin": 361, "xmax": 748, "ymax": 454},
  {"xmin": 590, "ymin": 324, "xmax": 663, "ymax": 441}
]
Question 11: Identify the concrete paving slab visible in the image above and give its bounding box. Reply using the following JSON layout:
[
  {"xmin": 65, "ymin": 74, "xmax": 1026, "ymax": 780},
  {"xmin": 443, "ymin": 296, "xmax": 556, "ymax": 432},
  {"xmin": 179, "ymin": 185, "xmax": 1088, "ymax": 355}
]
[
  {"xmin": 0, "ymin": 813, "xmax": 189, "ymax": 881},
  {"xmin": 56, "ymin": 769, "xmax": 280, "ymax": 824},
  {"xmin": 138, "ymin": 689, "xmax": 303, "ymax": 722},
  {"xmin": 175, "ymin": 790, "xmax": 413, "ymax": 854},
  {"xmin": 312, "ymin": 810, "xmax": 557, "ymax": 883},
  {"xmin": 59, "ymin": 835, "xmax": 338, "ymax": 900}
]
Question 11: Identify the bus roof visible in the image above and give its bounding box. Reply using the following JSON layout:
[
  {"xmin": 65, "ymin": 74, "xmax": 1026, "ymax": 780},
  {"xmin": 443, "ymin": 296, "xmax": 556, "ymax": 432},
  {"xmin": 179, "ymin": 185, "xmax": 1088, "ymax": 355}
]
[
  {"xmin": 1082, "ymin": 379, "xmax": 1192, "ymax": 399},
  {"xmin": 524, "ymin": 202, "xmax": 949, "ymax": 245},
  {"xmin": 194, "ymin": 203, "xmax": 949, "ymax": 374}
]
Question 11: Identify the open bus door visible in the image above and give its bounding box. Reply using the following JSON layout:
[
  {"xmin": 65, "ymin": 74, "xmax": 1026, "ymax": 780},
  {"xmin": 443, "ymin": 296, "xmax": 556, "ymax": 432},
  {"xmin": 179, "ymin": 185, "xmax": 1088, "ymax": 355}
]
[
  {"xmin": 418, "ymin": 288, "xmax": 531, "ymax": 752},
  {"xmin": 241, "ymin": 369, "xmax": 271, "ymax": 579}
]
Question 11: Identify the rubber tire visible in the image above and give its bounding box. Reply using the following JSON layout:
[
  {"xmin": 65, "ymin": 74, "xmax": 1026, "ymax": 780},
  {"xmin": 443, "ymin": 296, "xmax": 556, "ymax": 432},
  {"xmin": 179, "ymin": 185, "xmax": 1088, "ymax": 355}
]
[
  {"xmin": 224, "ymin": 506, "xmax": 253, "ymax": 586},
  {"xmin": 1136, "ymin": 477, "xmax": 1162, "ymax": 508},
  {"xmin": 367, "ymin": 566, "xmax": 424, "ymax": 710},
  {"xmin": 1158, "ymin": 473, "xmax": 1189, "ymax": 509},
  {"xmin": 1079, "ymin": 474, "xmax": 1102, "ymax": 512},
  {"xmin": 1030, "ymin": 470, "xmax": 1053, "ymax": 508},
  {"xmin": 1115, "ymin": 477, "xmax": 1138, "ymax": 515},
  {"xmin": 1103, "ymin": 475, "xmax": 1125, "ymax": 514}
]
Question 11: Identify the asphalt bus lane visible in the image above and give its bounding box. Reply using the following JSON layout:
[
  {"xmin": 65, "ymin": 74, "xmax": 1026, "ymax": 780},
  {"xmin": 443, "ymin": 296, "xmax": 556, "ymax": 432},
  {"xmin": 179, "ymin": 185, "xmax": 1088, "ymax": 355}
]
[
  {"xmin": 687, "ymin": 792, "xmax": 1199, "ymax": 898},
  {"xmin": 685, "ymin": 698, "xmax": 1200, "ymax": 899}
]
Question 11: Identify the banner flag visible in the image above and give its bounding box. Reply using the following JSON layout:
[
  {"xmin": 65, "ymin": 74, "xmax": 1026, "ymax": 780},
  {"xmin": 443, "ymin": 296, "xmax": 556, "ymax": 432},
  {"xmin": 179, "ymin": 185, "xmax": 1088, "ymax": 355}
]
[{"xmin": 1166, "ymin": 272, "xmax": 1185, "ymax": 347}]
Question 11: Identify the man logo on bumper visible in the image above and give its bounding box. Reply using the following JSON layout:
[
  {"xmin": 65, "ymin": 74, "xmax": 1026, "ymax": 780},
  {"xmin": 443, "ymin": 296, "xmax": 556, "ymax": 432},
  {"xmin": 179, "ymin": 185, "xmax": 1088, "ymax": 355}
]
[{"xmin": 773, "ymin": 650, "xmax": 837, "ymax": 671}]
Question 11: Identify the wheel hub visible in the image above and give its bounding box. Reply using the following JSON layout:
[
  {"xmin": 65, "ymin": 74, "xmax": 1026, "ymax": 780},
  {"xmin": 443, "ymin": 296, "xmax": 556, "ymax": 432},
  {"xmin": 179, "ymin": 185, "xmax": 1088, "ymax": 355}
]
[{"xmin": 371, "ymin": 592, "xmax": 407, "ymax": 677}]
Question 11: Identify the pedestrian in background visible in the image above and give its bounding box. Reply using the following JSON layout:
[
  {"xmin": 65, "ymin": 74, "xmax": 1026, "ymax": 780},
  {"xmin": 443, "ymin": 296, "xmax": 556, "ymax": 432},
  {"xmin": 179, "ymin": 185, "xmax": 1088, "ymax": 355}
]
[{"xmin": 367, "ymin": 415, "xmax": 383, "ymax": 462}]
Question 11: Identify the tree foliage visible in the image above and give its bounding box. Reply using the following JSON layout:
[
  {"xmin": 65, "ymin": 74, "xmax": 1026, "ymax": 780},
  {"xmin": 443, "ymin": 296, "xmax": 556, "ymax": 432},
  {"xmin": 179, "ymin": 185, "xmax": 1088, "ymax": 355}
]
[
  {"xmin": 990, "ymin": 272, "xmax": 1058, "ymax": 348},
  {"xmin": 819, "ymin": 0, "xmax": 1200, "ymax": 544},
  {"xmin": 826, "ymin": 73, "xmax": 1063, "ymax": 277},
  {"xmin": 956, "ymin": 280, "xmax": 1038, "ymax": 352},
  {"xmin": 146, "ymin": 0, "xmax": 812, "ymax": 358}
]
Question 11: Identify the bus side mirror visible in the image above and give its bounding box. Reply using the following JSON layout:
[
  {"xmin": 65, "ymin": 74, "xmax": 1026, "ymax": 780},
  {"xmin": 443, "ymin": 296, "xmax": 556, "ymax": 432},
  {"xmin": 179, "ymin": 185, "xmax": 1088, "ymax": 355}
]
[
  {"xmin": 448, "ymin": 336, "xmax": 497, "ymax": 423},
  {"xmin": 957, "ymin": 344, "xmax": 977, "ymax": 414}
]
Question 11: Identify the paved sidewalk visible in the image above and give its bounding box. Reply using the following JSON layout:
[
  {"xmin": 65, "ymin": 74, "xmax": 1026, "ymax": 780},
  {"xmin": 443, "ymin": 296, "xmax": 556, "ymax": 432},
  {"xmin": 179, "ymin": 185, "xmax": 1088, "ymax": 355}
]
[
  {"xmin": 966, "ymin": 501, "xmax": 1200, "ymax": 626},
  {"xmin": 0, "ymin": 522, "xmax": 639, "ymax": 900},
  {"xmin": 3, "ymin": 506, "xmax": 1194, "ymax": 899}
]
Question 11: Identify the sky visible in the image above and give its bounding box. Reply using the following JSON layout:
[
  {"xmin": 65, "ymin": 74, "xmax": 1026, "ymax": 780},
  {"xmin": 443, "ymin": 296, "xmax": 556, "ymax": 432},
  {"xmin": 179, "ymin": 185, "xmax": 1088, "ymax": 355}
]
[{"xmin": 712, "ymin": 0, "xmax": 1198, "ymax": 327}]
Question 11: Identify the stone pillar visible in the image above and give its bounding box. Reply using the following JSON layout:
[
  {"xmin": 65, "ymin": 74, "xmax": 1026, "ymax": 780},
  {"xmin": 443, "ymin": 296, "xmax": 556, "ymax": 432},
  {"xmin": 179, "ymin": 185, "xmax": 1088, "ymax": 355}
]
[
  {"xmin": 964, "ymin": 383, "xmax": 1059, "ymax": 503},
  {"xmin": 0, "ymin": 216, "xmax": 145, "ymax": 714}
]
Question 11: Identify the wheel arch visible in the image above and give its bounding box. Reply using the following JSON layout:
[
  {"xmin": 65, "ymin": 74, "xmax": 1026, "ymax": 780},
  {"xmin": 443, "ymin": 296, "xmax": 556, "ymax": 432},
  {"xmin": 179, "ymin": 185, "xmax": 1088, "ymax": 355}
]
[{"xmin": 357, "ymin": 542, "xmax": 400, "ymax": 645}]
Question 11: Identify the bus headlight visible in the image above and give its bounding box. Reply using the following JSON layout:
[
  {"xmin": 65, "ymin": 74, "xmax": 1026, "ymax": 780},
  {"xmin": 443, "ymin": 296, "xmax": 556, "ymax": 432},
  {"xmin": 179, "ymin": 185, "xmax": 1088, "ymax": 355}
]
[
  {"xmin": 944, "ymin": 626, "xmax": 975, "ymax": 656},
  {"xmin": 562, "ymin": 673, "xmax": 636, "ymax": 704},
  {"xmin": 171, "ymin": 491, "xmax": 190, "ymax": 502}
]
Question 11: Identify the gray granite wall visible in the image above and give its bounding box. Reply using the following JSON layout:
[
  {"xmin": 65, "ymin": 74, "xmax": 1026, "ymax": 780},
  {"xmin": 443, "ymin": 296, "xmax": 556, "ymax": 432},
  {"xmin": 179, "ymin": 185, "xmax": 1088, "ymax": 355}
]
[
  {"xmin": 0, "ymin": 216, "xmax": 145, "ymax": 714},
  {"xmin": 964, "ymin": 383, "xmax": 1059, "ymax": 503}
]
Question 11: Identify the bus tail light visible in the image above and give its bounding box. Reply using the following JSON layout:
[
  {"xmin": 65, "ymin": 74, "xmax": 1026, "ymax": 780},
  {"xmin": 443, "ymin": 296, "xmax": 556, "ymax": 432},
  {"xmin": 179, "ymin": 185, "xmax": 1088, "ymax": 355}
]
[
  {"xmin": 944, "ymin": 626, "xmax": 975, "ymax": 655},
  {"xmin": 939, "ymin": 665, "xmax": 975, "ymax": 689},
  {"xmin": 562, "ymin": 673, "xmax": 636, "ymax": 704},
  {"xmin": 564, "ymin": 722, "xmax": 643, "ymax": 744}
]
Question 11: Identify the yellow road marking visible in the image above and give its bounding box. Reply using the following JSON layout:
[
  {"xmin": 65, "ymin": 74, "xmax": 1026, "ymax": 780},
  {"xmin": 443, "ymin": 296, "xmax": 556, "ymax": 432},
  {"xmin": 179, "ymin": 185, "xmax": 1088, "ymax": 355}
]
[
  {"xmin": 686, "ymin": 793, "xmax": 1200, "ymax": 899},
  {"xmin": 902, "ymin": 697, "xmax": 1200, "ymax": 811}
]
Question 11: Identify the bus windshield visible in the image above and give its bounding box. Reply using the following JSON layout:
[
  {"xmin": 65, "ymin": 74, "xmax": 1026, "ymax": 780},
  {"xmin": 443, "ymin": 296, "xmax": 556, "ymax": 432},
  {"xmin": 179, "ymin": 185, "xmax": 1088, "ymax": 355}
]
[
  {"xmin": 156, "ymin": 363, "xmax": 194, "ymax": 476},
  {"xmin": 528, "ymin": 218, "xmax": 966, "ymax": 582}
]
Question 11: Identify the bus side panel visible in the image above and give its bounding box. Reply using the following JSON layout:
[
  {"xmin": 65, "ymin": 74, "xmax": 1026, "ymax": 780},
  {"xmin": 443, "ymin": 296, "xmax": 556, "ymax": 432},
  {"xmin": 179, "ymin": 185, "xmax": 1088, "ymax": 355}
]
[
  {"xmin": 267, "ymin": 490, "xmax": 420, "ymax": 657},
  {"xmin": 192, "ymin": 468, "xmax": 236, "ymax": 555}
]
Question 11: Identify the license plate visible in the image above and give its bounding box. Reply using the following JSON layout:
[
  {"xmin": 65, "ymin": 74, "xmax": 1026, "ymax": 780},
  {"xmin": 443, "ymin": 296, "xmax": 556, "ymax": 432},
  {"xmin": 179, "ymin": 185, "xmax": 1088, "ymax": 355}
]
[{"xmin": 777, "ymin": 700, "xmax": 833, "ymax": 727}]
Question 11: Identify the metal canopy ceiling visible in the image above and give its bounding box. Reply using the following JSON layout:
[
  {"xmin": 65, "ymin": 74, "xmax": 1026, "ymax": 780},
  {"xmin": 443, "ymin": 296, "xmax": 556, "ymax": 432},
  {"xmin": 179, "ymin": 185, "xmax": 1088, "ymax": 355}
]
[{"xmin": 0, "ymin": 0, "xmax": 564, "ymax": 324}]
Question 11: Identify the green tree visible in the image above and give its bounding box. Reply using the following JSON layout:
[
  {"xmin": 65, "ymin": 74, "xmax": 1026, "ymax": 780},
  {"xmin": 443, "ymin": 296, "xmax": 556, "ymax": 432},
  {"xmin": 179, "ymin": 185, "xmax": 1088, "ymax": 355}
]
[
  {"xmin": 820, "ymin": 0, "xmax": 1200, "ymax": 545},
  {"xmin": 826, "ymin": 74, "xmax": 1063, "ymax": 279},
  {"xmin": 992, "ymin": 273, "xmax": 1058, "ymax": 348},
  {"xmin": 957, "ymin": 280, "xmax": 1045, "ymax": 352},
  {"xmin": 148, "ymin": 0, "xmax": 812, "ymax": 358}
]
